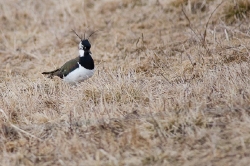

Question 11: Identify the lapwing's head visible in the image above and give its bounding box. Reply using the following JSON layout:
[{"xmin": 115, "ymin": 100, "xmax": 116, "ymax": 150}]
[
  {"xmin": 79, "ymin": 40, "xmax": 91, "ymax": 51},
  {"xmin": 72, "ymin": 29, "xmax": 97, "ymax": 57},
  {"xmin": 78, "ymin": 40, "xmax": 90, "ymax": 57}
]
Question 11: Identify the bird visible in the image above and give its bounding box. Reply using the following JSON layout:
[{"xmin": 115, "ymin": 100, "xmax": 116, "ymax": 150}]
[{"xmin": 42, "ymin": 30, "xmax": 95, "ymax": 84}]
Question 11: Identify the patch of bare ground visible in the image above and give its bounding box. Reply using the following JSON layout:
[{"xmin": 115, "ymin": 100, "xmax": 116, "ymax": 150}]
[{"xmin": 1, "ymin": 0, "xmax": 250, "ymax": 165}]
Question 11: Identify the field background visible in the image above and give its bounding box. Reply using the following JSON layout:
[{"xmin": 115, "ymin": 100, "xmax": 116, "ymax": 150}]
[{"xmin": 1, "ymin": 0, "xmax": 250, "ymax": 165}]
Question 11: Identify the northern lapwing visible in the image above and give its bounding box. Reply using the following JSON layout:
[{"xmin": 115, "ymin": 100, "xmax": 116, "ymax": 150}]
[{"xmin": 42, "ymin": 30, "xmax": 95, "ymax": 84}]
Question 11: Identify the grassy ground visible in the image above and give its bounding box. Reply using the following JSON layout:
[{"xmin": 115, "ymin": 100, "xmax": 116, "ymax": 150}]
[{"xmin": 1, "ymin": 0, "xmax": 250, "ymax": 165}]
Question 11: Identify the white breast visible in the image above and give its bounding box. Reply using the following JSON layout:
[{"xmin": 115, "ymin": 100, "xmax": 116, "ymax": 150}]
[{"xmin": 63, "ymin": 63, "xmax": 94, "ymax": 84}]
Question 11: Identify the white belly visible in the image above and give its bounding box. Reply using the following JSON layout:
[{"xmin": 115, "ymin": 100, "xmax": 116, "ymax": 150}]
[{"xmin": 63, "ymin": 64, "xmax": 94, "ymax": 84}]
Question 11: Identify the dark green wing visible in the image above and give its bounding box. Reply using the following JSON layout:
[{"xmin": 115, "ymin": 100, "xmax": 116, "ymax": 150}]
[
  {"xmin": 59, "ymin": 56, "xmax": 80, "ymax": 77},
  {"xmin": 42, "ymin": 56, "xmax": 80, "ymax": 78}
]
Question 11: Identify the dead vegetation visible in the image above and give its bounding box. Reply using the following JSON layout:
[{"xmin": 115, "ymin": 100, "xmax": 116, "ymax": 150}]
[
  {"xmin": 0, "ymin": 0, "xmax": 250, "ymax": 165},
  {"xmin": 223, "ymin": 0, "xmax": 250, "ymax": 24}
]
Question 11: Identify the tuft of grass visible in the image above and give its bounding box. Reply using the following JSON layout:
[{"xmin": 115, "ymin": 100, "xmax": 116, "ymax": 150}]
[
  {"xmin": 170, "ymin": 0, "xmax": 213, "ymax": 13},
  {"xmin": 223, "ymin": 0, "xmax": 250, "ymax": 24}
]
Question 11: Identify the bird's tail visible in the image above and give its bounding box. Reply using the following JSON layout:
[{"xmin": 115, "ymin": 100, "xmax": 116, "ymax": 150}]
[{"xmin": 42, "ymin": 69, "xmax": 60, "ymax": 78}]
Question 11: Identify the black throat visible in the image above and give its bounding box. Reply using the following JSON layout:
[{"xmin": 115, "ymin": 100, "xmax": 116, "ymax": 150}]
[{"xmin": 79, "ymin": 51, "xmax": 94, "ymax": 70}]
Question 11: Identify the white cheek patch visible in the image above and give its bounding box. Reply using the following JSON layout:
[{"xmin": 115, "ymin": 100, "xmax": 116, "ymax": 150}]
[
  {"xmin": 79, "ymin": 42, "xmax": 83, "ymax": 49},
  {"xmin": 79, "ymin": 50, "xmax": 84, "ymax": 57}
]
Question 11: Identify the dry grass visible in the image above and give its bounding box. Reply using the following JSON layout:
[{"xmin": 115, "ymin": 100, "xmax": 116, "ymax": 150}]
[
  {"xmin": 223, "ymin": 0, "xmax": 250, "ymax": 24},
  {"xmin": 1, "ymin": 0, "xmax": 250, "ymax": 165}
]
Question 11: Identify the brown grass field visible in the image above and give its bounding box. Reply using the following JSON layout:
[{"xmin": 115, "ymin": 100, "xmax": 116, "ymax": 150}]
[{"xmin": 1, "ymin": 0, "xmax": 250, "ymax": 165}]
